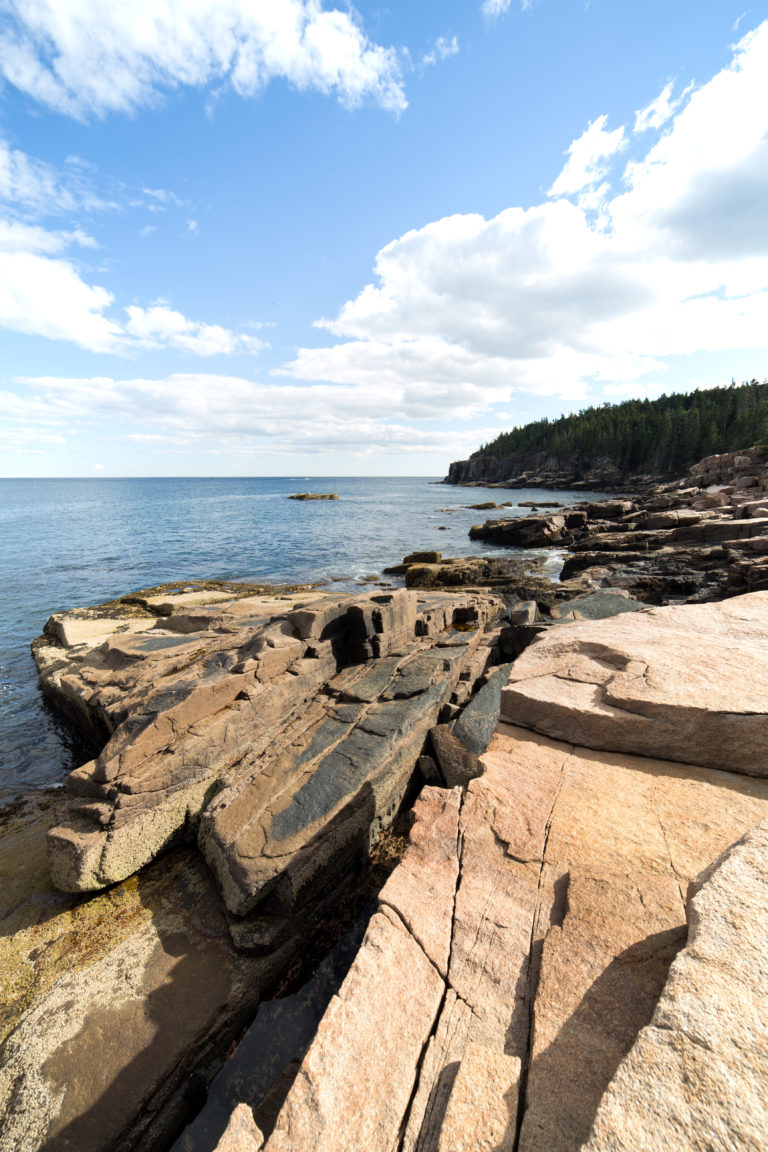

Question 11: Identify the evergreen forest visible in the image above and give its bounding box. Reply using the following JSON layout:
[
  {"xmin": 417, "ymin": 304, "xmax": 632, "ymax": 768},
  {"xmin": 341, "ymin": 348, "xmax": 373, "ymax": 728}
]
[{"xmin": 473, "ymin": 380, "xmax": 768, "ymax": 475}]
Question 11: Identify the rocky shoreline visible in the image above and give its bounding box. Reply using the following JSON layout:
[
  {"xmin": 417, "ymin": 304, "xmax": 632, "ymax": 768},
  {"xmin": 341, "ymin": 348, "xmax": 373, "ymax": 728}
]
[{"xmin": 2, "ymin": 448, "xmax": 768, "ymax": 1151}]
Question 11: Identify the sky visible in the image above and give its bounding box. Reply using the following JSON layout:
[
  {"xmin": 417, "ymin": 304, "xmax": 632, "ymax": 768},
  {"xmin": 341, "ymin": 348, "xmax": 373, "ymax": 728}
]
[{"xmin": 1, "ymin": 0, "xmax": 767, "ymax": 477}]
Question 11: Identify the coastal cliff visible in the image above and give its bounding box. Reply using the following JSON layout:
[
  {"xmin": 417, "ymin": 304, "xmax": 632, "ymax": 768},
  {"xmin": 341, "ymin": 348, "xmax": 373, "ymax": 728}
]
[
  {"xmin": 446, "ymin": 378, "xmax": 768, "ymax": 491},
  {"xmin": 446, "ymin": 449, "xmax": 637, "ymax": 491}
]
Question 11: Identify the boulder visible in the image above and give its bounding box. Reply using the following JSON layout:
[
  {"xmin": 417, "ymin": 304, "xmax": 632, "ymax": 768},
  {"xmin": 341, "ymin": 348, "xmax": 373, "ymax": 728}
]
[{"xmin": 469, "ymin": 514, "xmax": 571, "ymax": 547}]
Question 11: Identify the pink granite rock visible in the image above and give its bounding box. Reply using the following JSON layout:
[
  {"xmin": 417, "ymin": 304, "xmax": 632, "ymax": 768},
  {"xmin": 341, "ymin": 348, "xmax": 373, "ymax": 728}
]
[{"xmin": 501, "ymin": 591, "xmax": 768, "ymax": 776}]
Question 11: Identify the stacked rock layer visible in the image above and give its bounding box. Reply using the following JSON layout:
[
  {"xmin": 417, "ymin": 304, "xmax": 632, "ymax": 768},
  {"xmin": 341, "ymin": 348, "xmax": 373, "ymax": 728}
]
[{"xmin": 216, "ymin": 591, "xmax": 768, "ymax": 1152}]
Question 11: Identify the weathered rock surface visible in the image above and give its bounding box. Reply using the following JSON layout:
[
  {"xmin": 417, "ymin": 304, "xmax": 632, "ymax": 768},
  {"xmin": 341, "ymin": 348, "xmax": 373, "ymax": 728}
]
[
  {"xmin": 445, "ymin": 449, "xmax": 636, "ymax": 490},
  {"xmin": 501, "ymin": 591, "xmax": 768, "ymax": 775},
  {"xmin": 213, "ymin": 1106, "xmax": 264, "ymax": 1152},
  {"xmin": 34, "ymin": 584, "xmax": 504, "ymax": 939},
  {"xmin": 172, "ymin": 914, "xmax": 369, "ymax": 1152},
  {"xmin": 223, "ymin": 589, "xmax": 768, "ymax": 1152},
  {"xmin": 12, "ymin": 560, "xmax": 768, "ymax": 1152},
  {"xmin": 0, "ymin": 790, "xmax": 286, "ymax": 1152},
  {"xmin": 240, "ymin": 721, "xmax": 768, "ymax": 1152},
  {"xmin": 584, "ymin": 818, "xmax": 768, "ymax": 1152}
]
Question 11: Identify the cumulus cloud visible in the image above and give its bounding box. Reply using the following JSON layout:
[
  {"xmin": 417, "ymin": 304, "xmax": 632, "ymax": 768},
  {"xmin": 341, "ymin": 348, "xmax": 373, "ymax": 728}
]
[
  {"xmin": 0, "ymin": 221, "xmax": 267, "ymax": 354},
  {"xmin": 634, "ymin": 80, "xmax": 685, "ymax": 132},
  {"xmin": 0, "ymin": 139, "xmax": 267, "ymax": 355},
  {"xmin": 281, "ymin": 22, "xmax": 768, "ymax": 411},
  {"xmin": 124, "ymin": 303, "xmax": 265, "ymax": 355},
  {"xmin": 0, "ymin": 0, "xmax": 407, "ymax": 118}
]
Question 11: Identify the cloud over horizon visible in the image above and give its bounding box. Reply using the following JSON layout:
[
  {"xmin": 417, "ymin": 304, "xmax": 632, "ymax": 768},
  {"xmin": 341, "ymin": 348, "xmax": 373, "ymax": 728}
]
[
  {"xmin": 1, "ymin": 371, "xmax": 495, "ymax": 459},
  {"xmin": 282, "ymin": 23, "xmax": 768, "ymax": 411}
]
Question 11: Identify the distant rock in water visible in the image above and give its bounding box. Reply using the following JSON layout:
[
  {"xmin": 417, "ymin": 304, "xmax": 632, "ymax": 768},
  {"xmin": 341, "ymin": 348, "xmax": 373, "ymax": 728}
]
[{"xmin": 288, "ymin": 492, "xmax": 338, "ymax": 501}]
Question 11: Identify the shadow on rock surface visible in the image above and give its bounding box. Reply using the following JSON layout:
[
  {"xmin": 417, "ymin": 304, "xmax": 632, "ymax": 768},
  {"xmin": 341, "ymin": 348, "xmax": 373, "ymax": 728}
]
[
  {"xmin": 518, "ymin": 927, "xmax": 686, "ymax": 1152},
  {"xmin": 0, "ymin": 805, "xmax": 276, "ymax": 1152}
]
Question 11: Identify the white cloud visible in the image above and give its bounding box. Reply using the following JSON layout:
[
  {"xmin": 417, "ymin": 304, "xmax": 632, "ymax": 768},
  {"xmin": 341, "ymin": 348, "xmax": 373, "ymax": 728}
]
[
  {"xmin": 422, "ymin": 36, "xmax": 459, "ymax": 68},
  {"xmin": 142, "ymin": 186, "xmax": 184, "ymax": 207},
  {"xmin": 0, "ymin": 0, "xmax": 407, "ymax": 118},
  {"xmin": 0, "ymin": 220, "xmax": 267, "ymax": 354},
  {"xmin": 0, "ymin": 138, "xmax": 76, "ymax": 214},
  {"xmin": 482, "ymin": 0, "xmax": 535, "ymax": 16},
  {"xmin": 634, "ymin": 80, "xmax": 686, "ymax": 133},
  {"xmin": 279, "ymin": 23, "xmax": 768, "ymax": 411},
  {"xmin": 1, "ymin": 372, "xmax": 491, "ymax": 457},
  {"xmin": 0, "ymin": 146, "xmax": 266, "ymax": 355},
  {"xmin": 124, "ymin": 304, "xmax": 265, "ymax": 355},
  {"xmin": 0, "ymin": 248, "xmax": 121, "ymax": 351},
  {"xmin": 481, "ymin": 0, "xmax": 512, "ymax": 17},
  {"xmin": 548, "ymin": 114, "xmax": 627, "ymax": 198}
]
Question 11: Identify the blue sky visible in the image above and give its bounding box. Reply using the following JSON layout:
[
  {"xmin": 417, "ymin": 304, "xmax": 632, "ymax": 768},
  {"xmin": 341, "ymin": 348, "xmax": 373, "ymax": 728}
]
[{"xmin": 1, "ymin": 0, "xmax": 767, "ymax": 476}]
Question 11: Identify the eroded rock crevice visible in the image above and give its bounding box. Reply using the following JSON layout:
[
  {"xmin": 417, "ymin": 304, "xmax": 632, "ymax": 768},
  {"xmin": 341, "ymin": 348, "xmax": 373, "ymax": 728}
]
[{"xmin": 2, "ymin": 582, "xmax": 508, "ymax": 1152}]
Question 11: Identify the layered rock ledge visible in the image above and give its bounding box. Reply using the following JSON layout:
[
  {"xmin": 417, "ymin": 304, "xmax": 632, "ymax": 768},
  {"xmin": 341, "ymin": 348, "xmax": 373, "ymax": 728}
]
[
  {"xmin": 6, "ymin": 578, "xmax": 768, "ymax": 1152},
  {"xmin": 34, "ymin": 583, "xmax": 505, "ymax": 920},
  {"xmin": 210, "ymin": 590, "xmax": 768, "ymax": 1152},
  {"xmin": 467, "ymin": 446, "xmax": 768, "ymax": 605}
]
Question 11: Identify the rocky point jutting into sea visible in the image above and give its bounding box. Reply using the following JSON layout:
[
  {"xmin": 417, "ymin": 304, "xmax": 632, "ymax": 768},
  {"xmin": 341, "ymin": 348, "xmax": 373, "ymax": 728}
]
[{"xmin": 2, "ymin": 448, "xmax": 768, "ymax": 1152}]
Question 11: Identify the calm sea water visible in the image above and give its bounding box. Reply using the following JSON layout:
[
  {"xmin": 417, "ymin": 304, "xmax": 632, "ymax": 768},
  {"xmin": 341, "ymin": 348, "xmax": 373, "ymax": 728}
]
[{"xmin": 0, "ymin": 476, "xmax": 606, "ymax": 791}]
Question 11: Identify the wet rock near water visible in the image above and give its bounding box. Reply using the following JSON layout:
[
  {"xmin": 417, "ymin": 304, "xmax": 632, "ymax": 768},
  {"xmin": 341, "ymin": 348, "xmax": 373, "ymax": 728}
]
[
  {"xmin": 287, "ymin": 492, "xmax": 338, "ymax": 501},
  {"xmin": 468, "ymin": 446, "xmax": 768, "ymax": 605}
]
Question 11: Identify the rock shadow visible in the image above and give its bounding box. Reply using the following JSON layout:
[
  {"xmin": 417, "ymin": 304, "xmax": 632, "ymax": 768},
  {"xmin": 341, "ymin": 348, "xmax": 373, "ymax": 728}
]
[
  {"xmin": 24, "ymin": 848, "xmax": 265, "ymax": 1152},
  {"xmin": 0, "ymin": 790, "xmax": 84, "ymax": 943},
  {"xmin": 517, "ymin": 926, "xmax": 686, "ymax": 1152}
]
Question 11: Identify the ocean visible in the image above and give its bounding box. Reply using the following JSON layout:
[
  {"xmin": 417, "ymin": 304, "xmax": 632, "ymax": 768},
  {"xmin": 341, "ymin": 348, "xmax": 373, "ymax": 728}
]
[{"xmin": 0, "ymin": 476, "xmax": 606, "ymax": 791}]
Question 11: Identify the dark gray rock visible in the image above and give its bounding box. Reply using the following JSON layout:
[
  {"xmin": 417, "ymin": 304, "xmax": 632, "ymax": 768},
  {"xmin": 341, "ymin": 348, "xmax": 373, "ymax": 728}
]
[
  {"xmin": 170, "ymin": 914, "xmax": 369, "ymax": 1152},
  {"xmin": 452, "ymin": 663, "xmax": 515, "ymax": 756},
  {"xmin": 549, "ymin": 590, "xmax": 646, "ymax": 621},
  {"xmin": 429, "ymin": 725, "xmax": 481, "ymax": 789}
]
